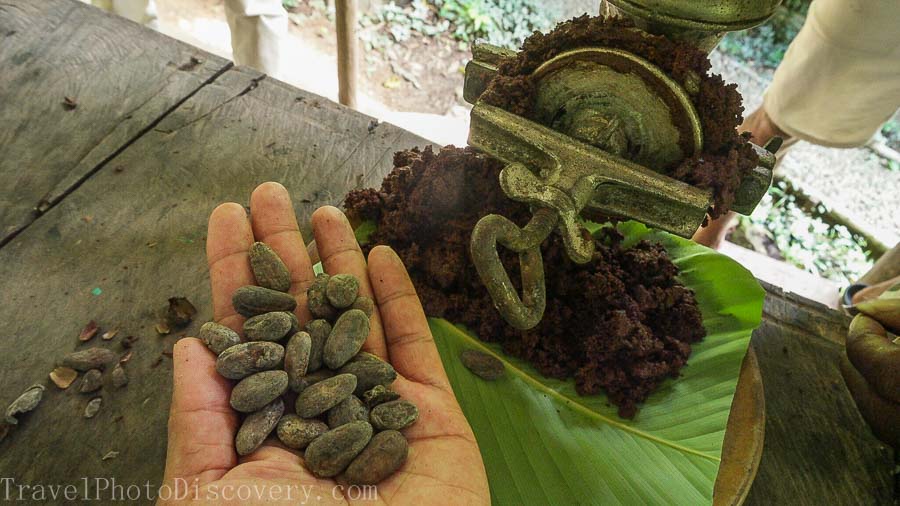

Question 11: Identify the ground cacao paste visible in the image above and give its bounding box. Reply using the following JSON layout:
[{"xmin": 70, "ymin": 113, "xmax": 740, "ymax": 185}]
[
  {"xmin": 480, "ymin": 15, "xmax": 759, "ymax": 220},
  {"xmin": 346, "ymin": 146, "xmax": 706, "ymax": 418}
]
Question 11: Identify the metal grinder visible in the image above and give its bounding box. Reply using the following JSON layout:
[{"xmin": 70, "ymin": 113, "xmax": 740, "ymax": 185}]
[{"xmin": 464, "ymin": 1, "xmax": 783, "ymax": 330}]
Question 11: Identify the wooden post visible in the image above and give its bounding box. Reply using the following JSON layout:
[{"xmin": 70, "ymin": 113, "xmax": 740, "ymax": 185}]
[{"xmin": 335, "ymin": 0, "xmax": 358, "ymax": 109}]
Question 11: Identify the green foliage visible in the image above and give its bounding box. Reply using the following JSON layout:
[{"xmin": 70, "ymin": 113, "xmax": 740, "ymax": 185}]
[
  {"xmin": 882, "ymin": 119, "xmax": 899, "ymax": 138},
  {"xmin": 880, "ymin": 119, "xmax": 900, "ymax": 156},
  {"xmin": 359, "ymin": 1, "xmax": 449, "ymax": 51},
  {"xmin": 282, "ymin": 0, "xmax": 299, "ymax": 9},
  {"xmin": 719, "ymin": 5, "xmax": 807, "ymax": 70},
  {"xmin": 430, "ymin": 221, "xmax": 765, "ymax": 504},
  {"xmin": 359, "ymin": 0, "xmax": 555, "ymax": 52},
  {"xmin": 433, "ymin": 0, "xmax": 557, "ymax": 49},
  {"xmin": 734, "ymin": 182, "xmax": 873, "ymax": 284}
]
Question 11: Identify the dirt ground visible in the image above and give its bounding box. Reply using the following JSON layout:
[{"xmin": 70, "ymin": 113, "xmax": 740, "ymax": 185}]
[{"xmin": 156, "ymin": 0, "xmax": 469, "ymax": 115}]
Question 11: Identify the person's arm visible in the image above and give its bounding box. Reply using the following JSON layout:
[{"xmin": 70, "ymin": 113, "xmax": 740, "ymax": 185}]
[{"xmin": 160, "ymin": 182, "xmax": 490, "ymax": 504}]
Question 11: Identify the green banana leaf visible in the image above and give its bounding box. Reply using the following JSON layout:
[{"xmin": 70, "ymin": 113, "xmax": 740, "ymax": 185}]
[{"xmin": 360, "ymin": 220, "xmax": 765, "ymax": 505}]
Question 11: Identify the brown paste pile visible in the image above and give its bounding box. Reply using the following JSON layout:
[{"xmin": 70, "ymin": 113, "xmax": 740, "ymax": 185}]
[
  {"xmin": 480, "ymin": 15, "xmax": 758, "ymax": 219},
  {"xmin": 346, "ymin": 146, "xmax": 706, "ymax": 418}
]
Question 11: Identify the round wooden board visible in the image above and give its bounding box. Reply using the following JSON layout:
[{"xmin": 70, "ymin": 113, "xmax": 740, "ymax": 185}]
[{"xmin": 712, "ymin": 347, "xmax": 766, "ymax": 506}]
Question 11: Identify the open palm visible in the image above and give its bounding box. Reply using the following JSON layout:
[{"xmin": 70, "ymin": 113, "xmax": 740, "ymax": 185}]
[{"xmin": 159, "ymin": 183, "xmax": 489, "ymax": 505}]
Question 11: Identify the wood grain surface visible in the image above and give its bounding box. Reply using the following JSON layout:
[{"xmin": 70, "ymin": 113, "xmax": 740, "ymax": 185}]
[
  {"xmin": 0, "ymin": 0, "xmax": 230, "ymax": 245},
  {"xmin": 0, "ymin": 60, "xmax": 424, "ymax": 496},
  {"xmin": 0, "ymin": 2, "xmax": 894, "ymax": 504}
]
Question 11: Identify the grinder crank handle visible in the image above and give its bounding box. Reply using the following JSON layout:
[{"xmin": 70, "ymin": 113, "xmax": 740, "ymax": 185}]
[{"xmin": 470, "ymin": 208, "xmax": 558, "ymax": 330}]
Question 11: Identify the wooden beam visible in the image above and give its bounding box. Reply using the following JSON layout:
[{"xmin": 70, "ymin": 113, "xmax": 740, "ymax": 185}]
[{"xmin": 335, "ymin": 0, "xmax": 359, "ymax": 109}]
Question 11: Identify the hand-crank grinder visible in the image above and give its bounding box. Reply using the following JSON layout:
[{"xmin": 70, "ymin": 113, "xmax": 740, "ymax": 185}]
[{"xmin": 463, "ymin": 1, "xmax": 783, "ymax": 330}]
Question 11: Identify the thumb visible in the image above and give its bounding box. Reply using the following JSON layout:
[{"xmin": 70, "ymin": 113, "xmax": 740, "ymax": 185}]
[{"xmin": 163, "ymin": 338, "xmax": 238, "ymax": 487}]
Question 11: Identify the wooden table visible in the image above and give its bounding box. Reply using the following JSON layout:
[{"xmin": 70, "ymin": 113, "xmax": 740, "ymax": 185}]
[{"xmin": 0, "ymin": 1, "xmax": 894, "ymax": 503}]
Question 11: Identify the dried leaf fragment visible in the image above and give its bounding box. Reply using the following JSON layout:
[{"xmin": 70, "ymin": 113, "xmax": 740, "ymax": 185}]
[
  {"xmin": 62, "ymin": 96, "xmax": 77, "ymax": 110},
  {"xmin": 102, "ymin": 450, "xmax": 119, "ymax": 461},
  {"xmin": 101, "ymin": 327, "xmax": 119, "ymax": 341},
  {"xmin": 155, "ymin": 322, "xmax": 170, "ymax": 335},
  {"xmin": 50, "ymin": 367, "xmax": 78, "ymax": 389},
  {"xmin": 79, "ymin": 320, "xmax": 99, "ymax": 342}
]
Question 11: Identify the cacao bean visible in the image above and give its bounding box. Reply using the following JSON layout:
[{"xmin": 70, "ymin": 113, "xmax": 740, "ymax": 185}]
[
  {"xmin": 59, "ymin": 348, "xmax": 117, "ymax": 371},
  {"xmin": 284, "ymin": 332, "xmax": 312, "ymax": 392},
  {"xmin": 460, "ymin": 349, "xmax": 505, "ymax": 381},
  {"xmin": 235, "ymin": 398, "xmax": 284, "ymax": 456},
  {"xmin": 340, "ymin": 356, "xmax": 396, "ymax": 396},
  {"xmin": 307, "ymin": 274, "xmax": 337, "ymax": 320},
  {"xmin": 288, "ymin": 312, "xmax": 301, "ymax": 334},
  {"xmin": 370, "ymin": 400, "xmax": 418, "ymax": 431},
  {"xmin": 350, "ymin": 296, "xmax": 375, "ymax": 318},
  {"xmin": 216, "ymin": 342, "xmax": 284, "ymax": 380},
  {"xmin": 199, "ymin": 322, "xmax": 241, "ymax": 355},
  {"xmin": 243, "ymin": 312, "xmax": 293, "ymax": 342},
  {"xmin": 362, "ymin": 385, "xmax": 400, "ymax": 408},
  {"xmin": 295, "ymin": 373, "xmax": 356, "ymax": 418},
  {"xmin": 327, "ymin": 395, "xmax": 368, "ymax": 428},
  {"xmin": 276, "ymin": 414, "xmax": 328, "ymax": 450},
  {"xmin": 232, "ymin": 286, "xmax": 296, "ymax": 317},
  {"xmin": 325, "ymin": 273, "xmax": 359, "ymax": 309},
  {"xmin": 304, "ymin": 319, "xmax": 331, "ymax": 372},
  {"xmin": 345, "ymin": 430, "xmax": 409, "ymax": 485},
  {"xmin": 304, "ymin": 420, "xmax": 372, "ymax": 478},
  {"xmin": 293, "ymin": 368, "xmax": 335, "ymax": 394},
  {"xmin": 230, "ymin": 370, "xmax": 289, "ymax": 413},
  {"xmin": 323, "ymin": 309, "xmax": 369, "ymax": 370},
  {"xmin": 249, "ymin": 242, "xmax": 291, "ymax": 292}
]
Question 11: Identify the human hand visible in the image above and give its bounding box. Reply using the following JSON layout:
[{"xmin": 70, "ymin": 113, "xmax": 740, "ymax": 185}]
[
  {"xmin": 840, "ymin": 283, "xmax": 900, "ymax": 449},
  {"xmin": 159, "ymin": 182, "xmax": 489, "ymax": 504}
]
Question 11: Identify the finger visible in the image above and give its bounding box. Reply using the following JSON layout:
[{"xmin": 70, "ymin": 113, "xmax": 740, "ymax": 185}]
[
  {"xmin": 846, "ymin": 333, "xmax": 900, "ymax": 403},
  {"xmin": 367, "ymin": 245, "xmax": 451, "ymax": 391},
  {"xmin": 840, "ymin": 355, "xmax": 900, "ymax": 448},
  {"xmin": 164, "ymin": 338, "xmax": 238, "ymax": 486},
  {"xmin": 249, "ymin": 182, "xmax": 317, "ymax": 323},
  {"xmin": 311, "ymin": 206, "xmax": 387, "ymax": 360},
  {"xmin": 207, "ymin": 203, "xmax": 255, "ymax": 332}
]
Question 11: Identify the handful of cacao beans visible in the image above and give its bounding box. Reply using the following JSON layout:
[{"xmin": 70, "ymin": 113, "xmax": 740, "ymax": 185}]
[{"xmin": 199, "ymin": 242, "xmax": 417, "ymax": 484}]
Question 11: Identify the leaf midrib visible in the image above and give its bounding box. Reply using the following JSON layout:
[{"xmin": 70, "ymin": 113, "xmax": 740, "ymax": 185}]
[{"xmin": 435, "ymin": 319, "xmax": 721, "ymax": 463}]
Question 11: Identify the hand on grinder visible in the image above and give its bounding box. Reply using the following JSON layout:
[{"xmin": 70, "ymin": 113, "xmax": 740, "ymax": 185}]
[{"xmin": 840, "ymin": 282, "xmax": 900, "ymax": 448}]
